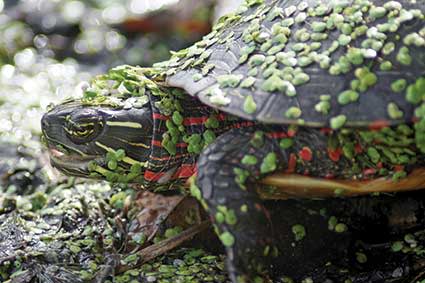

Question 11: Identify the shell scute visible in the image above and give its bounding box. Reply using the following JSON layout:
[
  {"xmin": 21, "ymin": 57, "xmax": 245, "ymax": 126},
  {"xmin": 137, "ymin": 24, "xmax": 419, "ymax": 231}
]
[{"xmin": 162, "ymin": 0, "xmax": 425, "ymax": 128}]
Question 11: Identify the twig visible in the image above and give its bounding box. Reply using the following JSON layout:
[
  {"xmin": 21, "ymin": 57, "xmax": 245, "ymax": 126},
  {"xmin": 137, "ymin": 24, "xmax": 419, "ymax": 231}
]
[{"xmin": 117, "ymin": 220, "xmax": 210, "ymax": 273}]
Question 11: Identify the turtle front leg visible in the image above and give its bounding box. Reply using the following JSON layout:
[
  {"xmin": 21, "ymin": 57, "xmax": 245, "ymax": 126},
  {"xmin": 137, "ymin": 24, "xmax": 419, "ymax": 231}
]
[{"xmin": 193, "ymin": 128, "xmax": 284, "ymax": 282}]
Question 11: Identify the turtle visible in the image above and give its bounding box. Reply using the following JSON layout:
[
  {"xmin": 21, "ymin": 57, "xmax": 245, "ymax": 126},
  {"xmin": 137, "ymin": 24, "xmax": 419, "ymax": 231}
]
[{"xmin": 41, "ymin": 0, "xmax": 425, "ymax": 281}]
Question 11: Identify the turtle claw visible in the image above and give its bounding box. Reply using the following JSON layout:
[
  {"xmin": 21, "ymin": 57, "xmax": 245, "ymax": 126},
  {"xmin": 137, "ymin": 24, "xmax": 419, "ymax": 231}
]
[
  {"xmin": 232, "ymin": 273, "xmax": 269, "ymax": 283},
  {"xmin": 226, "ymin": 250, "xmax": 274, "ymax": 283},
  {"xmin": 224, "ymin": 235, "xmax": 277, "ymax": 283}
]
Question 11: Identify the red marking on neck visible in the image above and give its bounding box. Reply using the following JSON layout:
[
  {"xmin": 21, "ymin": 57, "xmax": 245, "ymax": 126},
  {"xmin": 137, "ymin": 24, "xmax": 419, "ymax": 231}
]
[
  {"xmin": 144, "ymin": 164, "xmax": 196, "ymax": 182},
  {"xmin": 144, "ymin": 170, "xmax": 163, "ymax": 182},
  {"xmin": 183, "ymin": 113, "xmax": 227, "ymax": 126},
  {"xmin": 152, "ymin": 113, "xmax": 227, "ymax": 126},
  {"xmin": 286, "ymin": 153, "xmax": 297, "ymax": 173},
  {"xmin": 150, "ymin": 153, "xmax": 188, "ymax": 161},
  {"xmin": 368, "ymin": 120, "xmax": 390, "ymax": 130},
  {"xmin": 173, "ymin": 164, "xmax": 196, "ymax": 179},
  {"xmin": 152, "ymin": 140, "xmax": 187, "ymax": 148}
]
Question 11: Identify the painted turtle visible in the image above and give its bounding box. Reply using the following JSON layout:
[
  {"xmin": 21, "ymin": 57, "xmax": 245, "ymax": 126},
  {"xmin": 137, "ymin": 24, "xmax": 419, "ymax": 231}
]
[{"xmin": 42, "ymin": 0, "xmax": 425, "ymax": 281}]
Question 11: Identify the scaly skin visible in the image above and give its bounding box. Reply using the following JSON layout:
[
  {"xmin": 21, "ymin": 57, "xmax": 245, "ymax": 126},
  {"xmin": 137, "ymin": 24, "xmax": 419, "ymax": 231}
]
[{"xmin": 194, "ymin": 128, "xmax": 282, "ymax": 282}]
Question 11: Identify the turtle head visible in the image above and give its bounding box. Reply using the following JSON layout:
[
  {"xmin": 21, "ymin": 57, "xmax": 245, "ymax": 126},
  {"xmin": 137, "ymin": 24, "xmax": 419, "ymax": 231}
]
[{"xmin": 41, "ymin": 99, "xmax": 153, "ymax": 182}]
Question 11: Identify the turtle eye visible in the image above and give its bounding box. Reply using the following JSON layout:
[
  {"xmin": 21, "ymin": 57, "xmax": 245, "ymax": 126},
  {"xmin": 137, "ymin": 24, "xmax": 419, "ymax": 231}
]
[{"xmin": 64, "ymin": 109, "xmax": 104, "ymax": 144}]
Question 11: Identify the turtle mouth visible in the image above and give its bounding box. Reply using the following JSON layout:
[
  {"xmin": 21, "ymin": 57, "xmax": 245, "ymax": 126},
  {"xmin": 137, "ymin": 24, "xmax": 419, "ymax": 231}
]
[{"xmin": 48, "ymin": 147, "xmax": 102, "ymax": 177}]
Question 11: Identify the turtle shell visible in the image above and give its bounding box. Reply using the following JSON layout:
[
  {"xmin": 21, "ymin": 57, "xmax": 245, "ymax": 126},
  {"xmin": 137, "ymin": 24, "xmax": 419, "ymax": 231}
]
[
  {"xmin": 258, "ymin": 168, "xmax": 425, "ymax": 199},
  {"xmin": 162, "ymin": 0, "xmax": 425, "ymax": 129}
]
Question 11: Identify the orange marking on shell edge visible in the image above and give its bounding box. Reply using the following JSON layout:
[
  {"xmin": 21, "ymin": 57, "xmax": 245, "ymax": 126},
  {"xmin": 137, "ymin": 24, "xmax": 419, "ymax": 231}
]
[
  {"xmin": 368, "ymin": 120, "xmax": 390, "ymax": 130},
  {"xmin": 328, "ymin": 148, "xmax": 342, "ymax": 162},
  {"xmin": 363, "ymin": 168, "xmax": 376, "ymax": 175},
  {"xmin": 262, "ymin": 206, "xmax": 271, "ymax": 221},
  {"xmin": 355, "ymin": 143, "xmax": 363, "ymax": 153},
  {"xmin": 320, "ymin": 128, "xmax": 333, "ymax": 134},
  {"xmin": 287, "ymin": 129, "xmax": 297, "ymax": 137},
  {"xmin": 152, "ymin": 113, "xmax": 168, "ymax": 120},
  {"xmin": 152, "ymin": 140, "xmax": 162, "ymax": 147},
  {"xmin": 299, "ymin": 147, "xmax": 313, "ymax": 161},
  {"xmin": 394, "ymin": 165, "xmax": 405, "ymax": 172},
  {"xmin": 266, "ymin": 132, "xmax": 288, "ymax": 139},
  {"xmin": 254, "ymin": 203, "xmax": 262, "ymax": 212},
  {"xmin": 325, "ymin": 173, "xmax": 335, "ymax": 179},
  {"xmin": 286, "ymin": 153, "xmax": 297, "ymax": 173},
  {"xmin": 233, "ymin": 121, "xmax": 255, "ymax": 129}
]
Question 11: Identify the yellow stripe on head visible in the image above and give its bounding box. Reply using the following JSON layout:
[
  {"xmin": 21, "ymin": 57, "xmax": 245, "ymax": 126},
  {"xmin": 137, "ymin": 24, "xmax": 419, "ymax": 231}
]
[
  {"xmin": 95, "ymin": 141, "xmax": 146, "ymax": 166},
  {"xmin": 106, "ymin": 121, "xmax": 143, "ymax": 128},
  {"xmin": 114, "ymin": 137, "xmax": 150, "ymax": 149}
]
